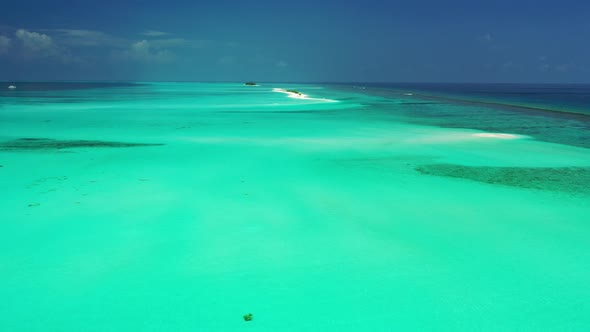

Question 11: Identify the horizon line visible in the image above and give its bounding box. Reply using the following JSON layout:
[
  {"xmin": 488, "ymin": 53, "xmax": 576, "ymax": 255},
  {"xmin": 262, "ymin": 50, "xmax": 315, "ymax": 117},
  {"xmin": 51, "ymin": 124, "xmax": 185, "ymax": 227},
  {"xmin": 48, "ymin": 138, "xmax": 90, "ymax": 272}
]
[{"xmin": 2, "ymin": 80, "xmax": 590, "ymax": 85}]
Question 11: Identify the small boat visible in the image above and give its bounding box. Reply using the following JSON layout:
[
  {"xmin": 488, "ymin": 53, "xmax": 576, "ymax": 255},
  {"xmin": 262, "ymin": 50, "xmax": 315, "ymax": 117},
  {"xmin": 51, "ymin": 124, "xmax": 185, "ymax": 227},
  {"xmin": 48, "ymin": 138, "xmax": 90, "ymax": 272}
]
[
  {"xmin": 404, "ymin": 93, "xmax": 413, "ymax": 96},
  {"xmin": 8, "ymin": 85, "xmax": 16, "ymax": 89}
]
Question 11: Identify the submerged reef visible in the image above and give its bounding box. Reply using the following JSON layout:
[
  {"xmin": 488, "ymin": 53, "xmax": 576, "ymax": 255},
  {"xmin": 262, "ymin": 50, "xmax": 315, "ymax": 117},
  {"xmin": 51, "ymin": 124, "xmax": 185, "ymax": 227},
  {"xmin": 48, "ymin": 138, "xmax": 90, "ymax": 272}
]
[
  {"xmin": 0, "ymin": 138, "xmax": 164, "ymax": 151},
  {"xmin": 416, "ymin": 164, "xmax": 590, "ymax": 195}
]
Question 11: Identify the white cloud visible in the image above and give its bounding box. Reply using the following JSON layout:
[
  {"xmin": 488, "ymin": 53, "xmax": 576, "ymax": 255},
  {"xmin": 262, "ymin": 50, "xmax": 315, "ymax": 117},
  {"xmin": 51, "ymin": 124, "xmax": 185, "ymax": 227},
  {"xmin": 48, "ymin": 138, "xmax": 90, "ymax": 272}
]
[
  {"xmin": 14, "ymin": 29, "xmax": 83, "ymax": 64},
  {"xmin": 9, "ymin": 27, "xmax": 236, "ymax": 65},
  {"xmin": 555, "ymin": 64, "xmax": 570, "ymax": 72},
  {"xmin": 132, "ymin": 40, "xmax": 175, "ymax": 62},
  {"xmin": 113, "ymin": 40, "xmax": 176, "ymax": 64},
  {"xmin": 50, "ymin": 29, "xmax": 125, "ymax": 47},
  {"xmin": 142, "ymin": 30, "xmax": 170, "ymax": 37},
  {"xmin": 540, "ymin": 63, "xmax": 551, "ymax": 72},
  {"xmin": 132, "ymin": 40, "xmax": 150, "ymax": 52},
  {"xmin": 148, "ymin": 38, "xmax": 189, "ymax": 48},
  {"xmin": 0, "ymin": 35, "xmax": 10, "ymax": 54},
  {"xmin": 277, "ymin": 60, "xmax": 288, "ymax": 68},
  {"xmin": 539, "ymin": 62, "xmax": 573, "ymax": 73},
  {"xmin": 477, "ymin": 32, "xmax": 497, "ymax": 50},
  {"xmin": 16, "ymin": 29, "xmax": 56, "ymax": 53},
  {"xmin": 56, "ymin": 29, "xmax": 106, "ymax": 38}
]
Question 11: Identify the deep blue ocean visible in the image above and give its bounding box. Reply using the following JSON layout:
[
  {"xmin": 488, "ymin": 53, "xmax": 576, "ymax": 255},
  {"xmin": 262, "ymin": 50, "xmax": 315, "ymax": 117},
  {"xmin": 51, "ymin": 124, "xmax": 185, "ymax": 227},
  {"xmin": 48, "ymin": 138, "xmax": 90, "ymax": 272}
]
[{"xmin": 358, "ymin": 83, "xmax": 590, "ymax": 114}]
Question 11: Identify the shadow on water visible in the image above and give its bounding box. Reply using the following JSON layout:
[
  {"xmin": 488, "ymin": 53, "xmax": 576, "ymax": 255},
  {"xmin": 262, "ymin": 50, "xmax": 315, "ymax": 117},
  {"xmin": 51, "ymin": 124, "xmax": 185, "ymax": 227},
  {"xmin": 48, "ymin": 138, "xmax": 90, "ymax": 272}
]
[{"xmin": 0, "ymin": 138, "xmax": 164, "ymax": 151}]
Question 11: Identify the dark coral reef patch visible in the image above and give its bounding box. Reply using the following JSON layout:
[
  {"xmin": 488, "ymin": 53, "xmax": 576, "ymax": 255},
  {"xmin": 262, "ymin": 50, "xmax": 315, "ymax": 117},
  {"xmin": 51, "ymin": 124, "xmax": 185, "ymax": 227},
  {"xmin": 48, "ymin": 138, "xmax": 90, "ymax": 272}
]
[
  {"xmin": 416, "ymin": 163, "xmax": 590, "ymax": 195},
  {"xmin": 0, "ymin": 138, "xmax": 164, "ymax": 151}
]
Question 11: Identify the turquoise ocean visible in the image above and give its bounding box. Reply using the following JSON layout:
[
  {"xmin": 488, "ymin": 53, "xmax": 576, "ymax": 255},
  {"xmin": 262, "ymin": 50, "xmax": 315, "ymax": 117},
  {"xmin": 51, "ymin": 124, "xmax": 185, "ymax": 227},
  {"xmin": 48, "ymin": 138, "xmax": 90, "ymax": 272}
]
[{"xmin": 1, "ymin": 82, "xmax": 589, "ymax": 331}]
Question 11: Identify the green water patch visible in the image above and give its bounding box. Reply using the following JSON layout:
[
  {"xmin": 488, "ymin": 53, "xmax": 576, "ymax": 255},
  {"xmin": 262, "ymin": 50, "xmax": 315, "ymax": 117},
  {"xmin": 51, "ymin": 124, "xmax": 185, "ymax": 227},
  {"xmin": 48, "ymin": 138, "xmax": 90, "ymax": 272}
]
[
  {"xmin": 0, "ymin": 138, "xmax": 164, "ymax": 151},
  {"xmin": 416, "ymin": 163, "xmax": 590, "ymax": 195}
]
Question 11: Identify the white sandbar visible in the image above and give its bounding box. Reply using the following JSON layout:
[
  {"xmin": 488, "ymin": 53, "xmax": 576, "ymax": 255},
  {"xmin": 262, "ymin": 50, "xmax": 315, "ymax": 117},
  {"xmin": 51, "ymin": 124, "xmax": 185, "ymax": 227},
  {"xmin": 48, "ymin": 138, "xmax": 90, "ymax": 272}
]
[
  {"xmin": 273, "ymin": 88, "xmax": 338, "ymax": 102},
  {"xmin": 473, "ymin": 133, "xmax": 521, "ymax": 139}
]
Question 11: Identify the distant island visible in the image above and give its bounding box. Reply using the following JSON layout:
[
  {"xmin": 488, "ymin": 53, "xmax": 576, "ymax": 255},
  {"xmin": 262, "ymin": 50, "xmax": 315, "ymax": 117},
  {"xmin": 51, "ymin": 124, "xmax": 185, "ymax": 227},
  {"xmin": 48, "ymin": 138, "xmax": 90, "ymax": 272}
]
[
  {"xmin": 272, "ymin": 88, "xmax": 310, "ymax": 100},
  {"xmin": 244, "ymin": 82, "xmax": 258, "ymax": 86},
  {"xmin": 285, "ymin": 89, "xmax": 302, "ymax": 96}
]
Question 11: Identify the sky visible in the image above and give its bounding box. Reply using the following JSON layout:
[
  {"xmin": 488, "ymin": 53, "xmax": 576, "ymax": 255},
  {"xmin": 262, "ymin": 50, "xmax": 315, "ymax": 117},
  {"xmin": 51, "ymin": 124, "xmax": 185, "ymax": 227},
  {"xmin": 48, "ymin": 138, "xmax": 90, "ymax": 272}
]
[{"xmin": 0, "ymin": 0, "xmax": 589, "ymax": 83}]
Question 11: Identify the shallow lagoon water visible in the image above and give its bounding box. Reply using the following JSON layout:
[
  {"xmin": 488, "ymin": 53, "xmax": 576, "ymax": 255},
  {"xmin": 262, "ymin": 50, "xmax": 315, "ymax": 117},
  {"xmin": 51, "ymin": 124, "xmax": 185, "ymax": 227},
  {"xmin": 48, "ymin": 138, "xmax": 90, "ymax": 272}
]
[{"xmin": 1, "ymin": 83, "xmax": 589, "ymax": 331}]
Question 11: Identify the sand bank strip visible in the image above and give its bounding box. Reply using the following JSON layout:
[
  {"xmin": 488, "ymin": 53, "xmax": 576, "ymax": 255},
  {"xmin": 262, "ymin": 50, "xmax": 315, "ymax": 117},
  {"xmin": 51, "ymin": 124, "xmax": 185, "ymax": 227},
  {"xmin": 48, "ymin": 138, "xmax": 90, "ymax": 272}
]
[
  {"xmin": 472, "ymin": 133, "xmax": 522, "ymax": 139},
  {"xmin": 272, "ymin": 88, "xmax": 338, "ymax": 102}
]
